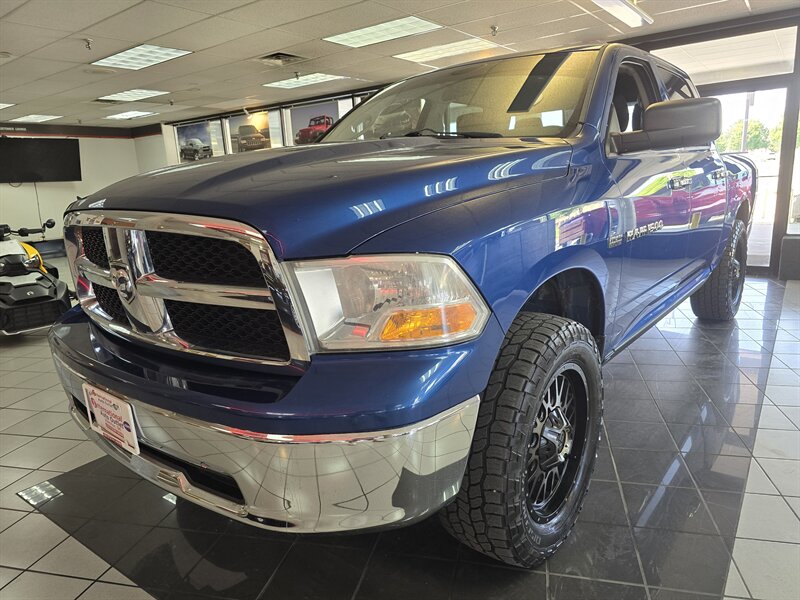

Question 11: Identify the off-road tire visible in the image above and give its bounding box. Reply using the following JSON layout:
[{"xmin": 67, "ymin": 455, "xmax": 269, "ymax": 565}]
[
  {"xmin": 440, "ymin": 312, "xmax": 603, "ymax": 568},
  {"xmin": 690, "ymin": 219, "xmax": 747, "ymax": 321}
]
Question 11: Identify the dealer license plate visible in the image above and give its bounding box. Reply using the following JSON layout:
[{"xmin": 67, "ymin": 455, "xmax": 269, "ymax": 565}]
[{"xmin": 83, "ymin": 383, "xmax": 140, "ymax": 456}]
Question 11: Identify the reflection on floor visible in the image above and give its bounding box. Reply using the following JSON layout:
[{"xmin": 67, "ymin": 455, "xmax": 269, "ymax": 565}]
[{"xmin": 0, "ymin": 277, "xmax": 798, "ymax": 600}]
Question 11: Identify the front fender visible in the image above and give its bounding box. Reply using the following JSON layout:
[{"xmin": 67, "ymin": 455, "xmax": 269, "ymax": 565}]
[{"xmin": 354, "ymin": 176, "xmax": 616, "ymax": 336}]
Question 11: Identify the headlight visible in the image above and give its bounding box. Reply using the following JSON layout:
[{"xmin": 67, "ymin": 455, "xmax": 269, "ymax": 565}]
[{"xmin": 284, "ymin": 254, "xmax": 490, "ymax": 352}]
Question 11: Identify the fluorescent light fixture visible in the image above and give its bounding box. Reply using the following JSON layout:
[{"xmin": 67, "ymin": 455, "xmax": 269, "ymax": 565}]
[
  {"xmin": 104, "ymin": 111, "xmax": 157, "ymax": 120},
  {"xmin": 591, "ymin": 0, "xmax": 653, "ymax": 27},
  {"xmin": 10, "ymin": 114, "xmax": 61, "ymax": 123},
  {"xmin": 263, "ymin": 73, "xmax": 346, "ymax": 89},
  {"xmin": 98, "ymin": 89, "xmax": 169, "ymax": 102},
  {"xmin": 394, "ymin": 38, "xmax": 501, "ymax": 63},
  {"xmin": 0, "ymin": 103, "xmax": 14, "ymax": 110},
  {"xmin": 92, "ymin": 44, "xmax": 191, "ymax": 70},
  {"xmin": 324, "ymin": 16, "xmax": 442, "ymax": 48}
]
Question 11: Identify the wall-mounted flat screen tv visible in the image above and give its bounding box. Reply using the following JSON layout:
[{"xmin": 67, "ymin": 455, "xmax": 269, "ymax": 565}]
[{"xmin": 0, "ymin": 137, "xmax": 82, "ymax": 183}]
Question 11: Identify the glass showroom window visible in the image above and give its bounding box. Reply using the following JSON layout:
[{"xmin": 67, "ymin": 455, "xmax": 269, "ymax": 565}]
[
  {"xmin": 789, "ymin": 107, "xmax": 800, "ymax": 235},
  {"xmin": 712, "ymin": 89, "xmax": 788, "ymax": 266}
]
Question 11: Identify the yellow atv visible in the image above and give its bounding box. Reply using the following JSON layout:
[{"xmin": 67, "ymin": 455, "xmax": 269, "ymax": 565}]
[{"xmin": 0, "ymin": 219, "xmax": 72, "ymax": 335}]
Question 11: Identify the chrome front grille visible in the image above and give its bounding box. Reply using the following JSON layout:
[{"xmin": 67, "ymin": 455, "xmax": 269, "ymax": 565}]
[{"xmin": 64, "ymin": 211, "xmax": 308, "ymax": 366}]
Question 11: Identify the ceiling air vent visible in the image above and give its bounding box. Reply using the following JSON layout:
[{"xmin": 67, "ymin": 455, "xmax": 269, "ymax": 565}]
[
  {"xmin": 92, "ymin": 98, "xmax": 123, "ymax": 104},
  {"xmin": 259, "ymin": 52, "xmax": 305, "ymax": 66}
]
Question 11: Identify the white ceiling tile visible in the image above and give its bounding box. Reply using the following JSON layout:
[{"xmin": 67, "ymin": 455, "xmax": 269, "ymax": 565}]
[
  {"xmin": 373, "ymin": 0, "xmax": 466, "ymax": 14},
  {"xmin": 153, "ymin": 0, "xmax": 255, "ymax": 15},
  {"xmin": 453, "ymin": 4, "xmax": 589, "ymax": 37},
  {"xmin": 0, "ymin": 21, "xmax": 65, "ymax": 57},
  {"xmin": 366, "ymin": 26, "xmax": 467, "ymax": 56},
  {"xmin": 3, "ymin": 0, "xmax": 139, "ymax": 33},
  {"xmin": 81, "ymin": 0, "xmax": 209, "ymax": 42},
  {"xmin": 203, "ymin": 28, "xmax": 306, "ymax": 60},
  {"xmin": 3, "ymin": 78, "xmax": 79, "ymax": 96},
  {"xmin": 275, "ymin": 2, "xmax": 408, "ymax": 38},
  {"xmin": 0, "ymin": 0, "xmax": 27, "ymax": 18},
  {"xmin": 219, "ymin": 0, "xmax": 362, "ymax": 28},
  {"xmin": 147, "ymin": 16, "xmax": 265, "ymax": 51},
  {"xmin": 0, "ymin": 56, "xmax": 76, "ymax": 80},
  {"xmin": 28, "ymin": 35, "xmax": 133, "ymax": 63}
]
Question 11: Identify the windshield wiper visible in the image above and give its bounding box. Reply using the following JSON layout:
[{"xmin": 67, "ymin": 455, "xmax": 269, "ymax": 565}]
[{"xmin": 380, "ymin": 128, "xmax": 502, "ymax": 139}]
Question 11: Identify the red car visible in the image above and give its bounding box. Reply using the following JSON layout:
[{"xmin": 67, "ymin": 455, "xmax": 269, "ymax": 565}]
[{"xmin": 295, "ymin": 115, "xmax": 333, "ymax": 144}]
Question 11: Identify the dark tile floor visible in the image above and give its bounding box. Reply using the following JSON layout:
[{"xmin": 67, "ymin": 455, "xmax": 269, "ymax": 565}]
[{"xmin": 0, "ymin": 276, "xmax": 798, "ymax": 600}]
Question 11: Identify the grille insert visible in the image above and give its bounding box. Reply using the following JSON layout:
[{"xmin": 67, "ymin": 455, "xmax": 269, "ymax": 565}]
[
  {"xmin": 93, "ymin": 284, "xmax": 128, "ymax": 323},
  {"xmin": 146, "ymin": 231, "xmax": 266, "ymax": 287},
  {"xmin": 165, "ymin": 300, "xmax": 290, "ymax": 360},
  {"xmin": 81, "ymin": 228, "xmax": 109, "ymax": 269}
]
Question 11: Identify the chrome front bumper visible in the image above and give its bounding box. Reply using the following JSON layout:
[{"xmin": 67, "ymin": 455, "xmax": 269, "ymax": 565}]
[{"xmin": 54, "ymin": 356, "xmax": 479, "ymax": 533}]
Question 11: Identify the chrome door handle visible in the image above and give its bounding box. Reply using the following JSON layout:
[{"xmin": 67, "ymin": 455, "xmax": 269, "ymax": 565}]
[{"xmin": 668, "ymin": 176, "xmax": 692, "ymax": 190}]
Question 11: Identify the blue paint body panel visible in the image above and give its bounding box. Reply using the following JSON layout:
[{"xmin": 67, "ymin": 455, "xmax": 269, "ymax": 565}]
[{"xmin": 52, "ymin": 44, "xmax": 752, "ymax": 435}]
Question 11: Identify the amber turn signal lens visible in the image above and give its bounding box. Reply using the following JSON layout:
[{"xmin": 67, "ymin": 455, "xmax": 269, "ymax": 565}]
[{"xmin": 380, "ymin": 303, "xmax": 478, "ymax": 341}]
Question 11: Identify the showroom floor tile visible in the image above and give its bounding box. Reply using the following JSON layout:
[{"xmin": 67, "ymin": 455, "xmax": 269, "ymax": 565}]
[{"xmin": 0, "ymin": 276, "xmax": 798, "ymax": 600}]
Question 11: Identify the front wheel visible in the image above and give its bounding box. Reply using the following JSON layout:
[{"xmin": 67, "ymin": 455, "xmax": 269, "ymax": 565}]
[
  {"xmin": 690, "ymin": 219, "xmax": 747, "ymax": 321},
  {"xmin": 440, "ymin": 313, "xmax": 603, "ymax": 568}
]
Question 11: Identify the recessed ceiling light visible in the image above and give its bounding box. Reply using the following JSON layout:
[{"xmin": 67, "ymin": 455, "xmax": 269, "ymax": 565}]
[
  {"xmin": 591, "ymin": 0, "xmax": 653, "ymax": 27},
  {"xmin": 324, "ymin": 16, "xmax": 442, "ymax": 48},
  {"xmin": 263, "ymin": 73, "xmax": 346, "ymax": 89},
  {"xmin": 104, "ymin": 111, "xmax": 157, "ymax": 120},
  {"xmin": 98, "ymin": 89, "xmax": 169, "ymax": 102},
  {"xmin": 92, "ymin": 44, "xmax": 191, "ymax": 70},
  {"xmin": 394, "ymin": 38, "xmax": 501, "ymax": 63},
  {"xmin": 0, "ymin": 103, "xmax": 14, "ymax": 110},
  {"xmin": 10, "ymin": 114, "xmax": 61, "ymax": 123}
]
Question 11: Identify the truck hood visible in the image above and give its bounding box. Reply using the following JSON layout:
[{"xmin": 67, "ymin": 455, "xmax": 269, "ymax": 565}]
[{"xmin": 71, "ymin": 137, "xmax": 572, "ymax": 259}]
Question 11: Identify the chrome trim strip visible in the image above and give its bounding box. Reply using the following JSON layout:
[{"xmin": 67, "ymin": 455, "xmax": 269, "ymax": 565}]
[
  {"xmin": 136, "ymin": 275, "xmax": 275, "ymax": 310},
  {"xmin": 64, "ymin": 210, "xmax": 309, "ymax": 366},
  {"xmin": 1, "ymin": 324, "xmax": 52, "ymax": 336},
  {"xmin": 56, "ymin": 355, "xmax": 479, "ymax": 532}
]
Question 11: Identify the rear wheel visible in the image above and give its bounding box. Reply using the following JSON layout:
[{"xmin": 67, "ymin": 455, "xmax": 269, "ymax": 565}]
[
  {"xmin": 690, "ymin": 219, "xmax": 747, "ymax": 321},
  {"xmin": 440, "ymin": 313, "xmax": 603, "ymax": 568}
]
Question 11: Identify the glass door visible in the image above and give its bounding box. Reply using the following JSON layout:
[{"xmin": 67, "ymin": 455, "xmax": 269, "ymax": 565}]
[
  {"xmin": 712, "ymin": 89, "xmax": 787, "ymax": 267},
  {"xmin": 789, "ymin": 106, "xmax": 800, "ymax": 236}
]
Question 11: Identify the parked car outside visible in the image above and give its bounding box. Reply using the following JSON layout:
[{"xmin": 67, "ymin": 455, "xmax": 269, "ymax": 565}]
[{"xmin": 52, "ymin": 43, "xmax": 754, "ymax": 569}]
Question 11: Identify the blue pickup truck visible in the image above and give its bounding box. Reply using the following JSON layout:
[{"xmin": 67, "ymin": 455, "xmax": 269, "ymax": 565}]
[{"xmin": 50, "ymin": 43, "xmax": 754, "ymax": 568}]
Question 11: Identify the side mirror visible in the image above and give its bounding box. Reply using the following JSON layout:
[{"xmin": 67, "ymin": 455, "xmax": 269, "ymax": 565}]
[{"xmin": 611, "ymin": 97, "xmax": 721, "ymax": 154}]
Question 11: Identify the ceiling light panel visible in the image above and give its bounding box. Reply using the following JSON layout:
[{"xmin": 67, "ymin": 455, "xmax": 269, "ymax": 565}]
[
  {"xmin": 104, "ymin": 111, "xmax": 158, "ymax": 120},
  {"xmin": 263, "ymin": 73, "xmax": 346, "ymax": 89},
  {"xmin": 591, "ymin": 0, "xmax": 654, "ymax": 27},
  {"xmin": 395, "ymin": 38, "xmax": 501, "ymax": 63},
  {"xmin": 92, "ymin": 44, "xmax": 192, "ymax": 70},
  {"xmin": 324, "ymin": 16, "xmax": 442, "ymax": 48},
  {"xmin": 98, "ymin": 89, "xmax": 169, "ymax": 102},
  {"xmin": 0, "ymin": 103, "xmax": 15, "ymax": 110},
  {"xmin": 10, "ymin": 115, "xmax": 61, "ymax": 123}
]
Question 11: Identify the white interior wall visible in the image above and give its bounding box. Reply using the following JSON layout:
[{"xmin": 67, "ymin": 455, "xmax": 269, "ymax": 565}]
[
  {"xmin": 0, "ymin": 137, "xmax": 139, "ymax": 240},
  {"xmin": 0, "ymin": 130, "xmax": 179, "ymax": 242}
]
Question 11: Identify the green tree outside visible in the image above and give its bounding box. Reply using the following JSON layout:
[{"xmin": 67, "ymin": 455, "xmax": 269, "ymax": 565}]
[
  {"xmin": 716, "ymin": 119, "xmax": 771, "ymax": 153},
  {"xmin": 767, "ymin": 118, "xmax": 800, "ymax": 152}
]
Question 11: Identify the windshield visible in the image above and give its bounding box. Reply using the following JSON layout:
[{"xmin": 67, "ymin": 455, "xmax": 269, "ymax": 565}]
[
  {"xmin": 310, "ymin": 117, "xmax": 327, "ymax": 126},
  {"xmin": 239, "ymin": 125, "xmax": 258, "ymax": 135},
  {"xmin": 323, "ymin": 50, "xmax": 598, "ymax": 142}
]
